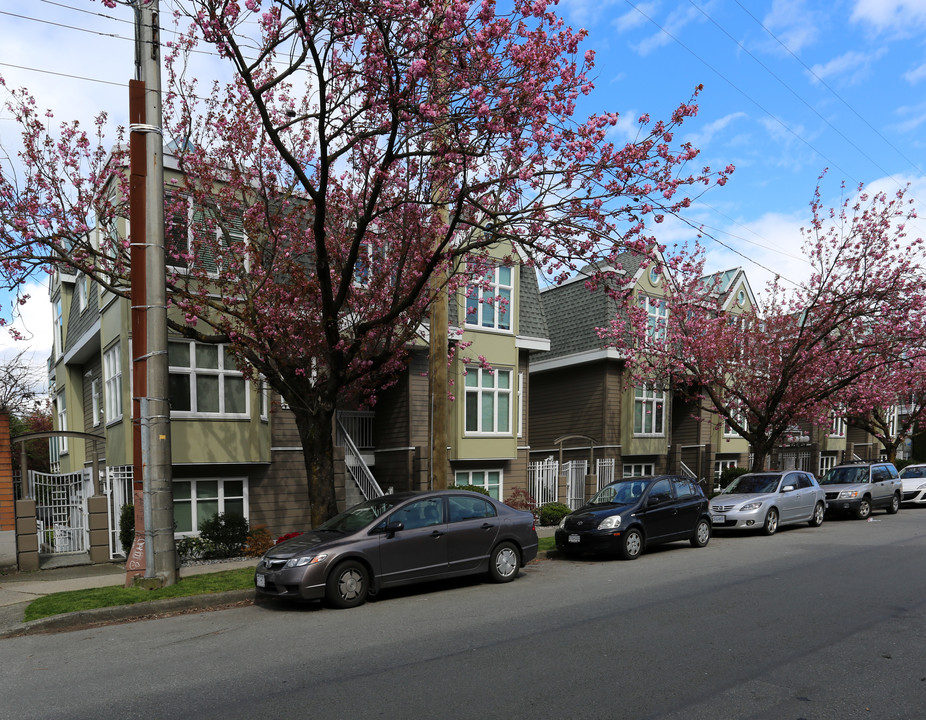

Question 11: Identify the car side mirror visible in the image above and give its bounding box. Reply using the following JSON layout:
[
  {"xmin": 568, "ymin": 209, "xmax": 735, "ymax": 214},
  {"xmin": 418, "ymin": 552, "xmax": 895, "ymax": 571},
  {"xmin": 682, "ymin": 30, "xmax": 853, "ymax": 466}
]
[
  {"xmin": 385, "ymin": 521, "xmax": 404, "ymax": 536},
  {"xmin": 781, "ymin": 485, "xmax": 795, "ymax": 493}
]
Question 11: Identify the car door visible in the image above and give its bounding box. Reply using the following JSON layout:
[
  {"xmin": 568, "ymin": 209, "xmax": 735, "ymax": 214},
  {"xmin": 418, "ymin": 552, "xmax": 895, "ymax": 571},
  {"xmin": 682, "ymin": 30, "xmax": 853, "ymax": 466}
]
[
  {"xmin": 671, "ymin": 478, "xmax": 701, "ymax": 535},
  {"xmin": 777, "ymin": 472, "xmax": 804, "ymax": 523},
  {"xmin": 377, "ymin": 497, "xmax": 449, "ymax": 585},
  {"xmin": 639, "ymin": 478, "xmax": 680, "ymax": 542},
  {"xmin": 445, "ymin": 495, "xmax": 501, "ymax": 572},
  {"xmin": 870, "ymin": 465, "xmax": 892, "ymax": 508}
]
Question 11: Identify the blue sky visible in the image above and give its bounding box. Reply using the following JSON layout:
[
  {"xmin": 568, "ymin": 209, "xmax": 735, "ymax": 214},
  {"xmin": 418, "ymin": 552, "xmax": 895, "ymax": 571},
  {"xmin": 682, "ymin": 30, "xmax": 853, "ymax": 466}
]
[{"xmin": 3, "ymin": 0, "xmax": 926, "ymax": 378}]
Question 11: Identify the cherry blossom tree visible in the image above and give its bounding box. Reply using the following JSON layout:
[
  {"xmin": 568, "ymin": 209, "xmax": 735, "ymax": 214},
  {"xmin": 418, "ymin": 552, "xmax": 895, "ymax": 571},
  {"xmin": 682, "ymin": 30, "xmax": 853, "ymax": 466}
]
[
  {"xmin": 611, "ymin": 178, "xmax": 926, "ymax": 472},
  {"xmin": 0, "ymin": 0, "xmax": 731, "ymax": 524}
]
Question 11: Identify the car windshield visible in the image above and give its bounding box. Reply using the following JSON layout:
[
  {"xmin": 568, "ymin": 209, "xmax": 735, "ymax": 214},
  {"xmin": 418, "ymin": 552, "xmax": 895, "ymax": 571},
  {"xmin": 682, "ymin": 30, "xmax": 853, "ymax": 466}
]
[
  {"xmin": 317, "ymin": 498, "xmax": 402, "ymax": 533},
  {"xmin": 589, "ymin": 479, "xmax": 649, "ymax": 505},
  {"xmin": 722, "ymin": 474, "xmax": 781, "ymax": 494},
  {"xmin": 820, "ymin": 466, "xmax": 868, "ymax": 485},
  {"xmin": 900, "ymin": 466, "xmax": 926, "ymax": 479}
]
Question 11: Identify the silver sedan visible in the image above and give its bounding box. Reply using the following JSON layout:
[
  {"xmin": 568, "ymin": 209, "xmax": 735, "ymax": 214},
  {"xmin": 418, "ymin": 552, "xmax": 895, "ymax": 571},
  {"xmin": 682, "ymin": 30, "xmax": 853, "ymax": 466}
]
[{"xmin": 710, "ymin": 470, "xmax": 827, "ymax": 535}]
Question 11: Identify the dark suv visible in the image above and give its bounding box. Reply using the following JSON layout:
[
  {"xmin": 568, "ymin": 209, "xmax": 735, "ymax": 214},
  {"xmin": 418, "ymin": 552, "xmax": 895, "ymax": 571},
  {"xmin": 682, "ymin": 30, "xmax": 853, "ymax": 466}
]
[
  {"xmin": 818, "ymin": 462, "xmax": 902, "ymax": 519},
  {"xmin": 555, "ymin": 475, "xmax": 712, "ymax": 560}
]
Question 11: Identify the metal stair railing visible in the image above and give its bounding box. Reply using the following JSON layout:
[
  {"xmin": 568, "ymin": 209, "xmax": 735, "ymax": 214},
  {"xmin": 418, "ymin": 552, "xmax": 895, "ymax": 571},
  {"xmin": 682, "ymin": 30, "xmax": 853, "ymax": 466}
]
[{"xmin": 336, "ymin": 417, "xmax": 384, "ymax": 500}]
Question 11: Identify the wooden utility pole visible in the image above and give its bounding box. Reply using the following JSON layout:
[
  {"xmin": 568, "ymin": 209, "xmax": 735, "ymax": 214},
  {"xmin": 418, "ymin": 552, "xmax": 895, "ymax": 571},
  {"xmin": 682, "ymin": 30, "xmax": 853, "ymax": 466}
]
[{"xmin": 125, "ymin": 0, "xmax": 177, "ymax": 587}]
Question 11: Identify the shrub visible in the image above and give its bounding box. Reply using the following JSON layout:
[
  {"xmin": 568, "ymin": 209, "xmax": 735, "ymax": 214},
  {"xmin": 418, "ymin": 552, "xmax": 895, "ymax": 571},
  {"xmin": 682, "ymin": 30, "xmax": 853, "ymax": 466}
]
[
  {"xmin": 118, "ymin": 504, "xmax": 135, "ymax": 554},
  {"xmin": 504, "ymin": 487, "xmax": 537, "ymax": 514},
  {"xmin": 538, "ymin": 502, "xmax": 571, "ymax": 526},
  {"xmin": 176, "ymin": 536, "xmax": 217, "ymax": 562},
  {"xmin": 719, "ymin": 465, "xmax": 750, "ymax": 489},
  {"xmin": 243, "ymin": 525, "xmax": 274, "ymax": 558},
  {"xmin": 451, "ymin": 484, "xmax": 490, "ymax": 496},
  {"xmin": 199, "ymin": 512, "xmax": 250, "ymax": 558}
]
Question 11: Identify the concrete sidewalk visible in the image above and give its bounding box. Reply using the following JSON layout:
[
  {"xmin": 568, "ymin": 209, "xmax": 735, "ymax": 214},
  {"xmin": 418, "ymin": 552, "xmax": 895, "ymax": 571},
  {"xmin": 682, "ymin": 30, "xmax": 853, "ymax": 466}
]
[{"xmin": 0, "ymin": 558, "xmax": 257, "ymax": 639}]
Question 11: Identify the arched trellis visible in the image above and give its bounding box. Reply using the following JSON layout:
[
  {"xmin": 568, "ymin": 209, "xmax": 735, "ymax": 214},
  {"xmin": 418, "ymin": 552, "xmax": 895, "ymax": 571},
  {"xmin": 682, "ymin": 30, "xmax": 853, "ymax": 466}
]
[
  {"xmin": 12, "ymin": 431, "xmax": 106, "ymax": 497},
  {"xmin": 553, "ymin": 433, "xmax": 597, "ymax": 471}
]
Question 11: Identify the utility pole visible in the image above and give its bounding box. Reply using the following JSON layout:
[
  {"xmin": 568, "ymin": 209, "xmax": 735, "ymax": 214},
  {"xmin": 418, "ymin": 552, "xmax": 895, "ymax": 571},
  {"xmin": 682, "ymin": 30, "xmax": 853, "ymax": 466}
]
[{"xmin": 125, "ymin": 0, "xmax": 176, "ymax": 587}]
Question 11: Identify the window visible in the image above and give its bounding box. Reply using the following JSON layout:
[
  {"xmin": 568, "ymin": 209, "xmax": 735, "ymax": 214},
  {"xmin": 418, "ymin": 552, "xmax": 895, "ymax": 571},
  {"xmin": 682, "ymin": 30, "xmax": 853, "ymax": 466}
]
[
  {"xmin": 649, "ymin": 264, "xmax": 661, "ymax": 286},
  {"xmin": 260, "ymin": 380, "xmax": 269, "ymax": 421},
  {"xmin": 819, "ymin": 454, "xmax": 836, "ymax": 477},
  {"xmin": 634, "ymin": 385, "xmax": 665, "ymax": 436},
  {"xmin": 464, "ymin": 368, "xmax": 511, "ymax": 435},
  {"xmin": 91, "ymin": 379, "xmax": 101, "ymax": 427},
  {"xmin": 454, "ymin": 469, "xmax": 502, "ymax": 499},
  {"xmin": 517, "ymin": 372, "xmax": 524, "ymax": 438},
  {"xmin": 390, "ymin": 497, "xmax": 445, "ymax": 529},
  {"xmin": 829, "ymin": 413, "xmax": 846, "ymax": 438},
  {"xmin": 648, "ymin": 478, "xmax": 673, "ymax": 504},
  {"xmin": 53, "ymin": 297, "xmax": 63, "ymax": 357},
  {"xmin": 640, "ymin": 295, "xmax": 668, "ymax": 341},
  {"xmin": 56, "ymin": 393, "xmax": 68, "ymax": 454},
  {"xmin": 103, "ymin": 344, "xmax": 123, "ymax": 423},
  {"xmin": 673, "ymin": 478, "xmax": 695, "ymax": 498},
  {"xmin": 75, "ymin": 273, "xmax": 88, "ymax": 313},
  {"xmin": 623, "ymin": 463, "xmax": 654, "ymax": 477},
  {"xmin": 714, "ymin": 459, "xmax": 737, "ymax": 481},
  {"xmin": 165, "ymin": 193, "xmax": 244, "ymax": 275},
  {"xmin": 168, "ymin": 341, "xmax": 248, "ymax": 417},
  {"xmin": 448, "ymin": 495, "xmax": 497, "ymax": 522},
  {"xmin": 466, "ymin": 265, "xmax": 512, "ymax": 331},
  {"xmin": 173, "ymin": 478, "xmax": 247, "ymax": 535}
]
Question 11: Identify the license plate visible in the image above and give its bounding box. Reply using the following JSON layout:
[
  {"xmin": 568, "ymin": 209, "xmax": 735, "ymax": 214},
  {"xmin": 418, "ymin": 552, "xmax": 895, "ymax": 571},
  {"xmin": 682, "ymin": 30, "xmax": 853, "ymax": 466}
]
[
  {"xmin": 711, "ymin": 515, "xmax": 725, "ymax": 524},
  {"xmin": 568, "ymin": 534, "xmax": 581, "ymax": 543},
  {"xmin": 255, "ymin": 573, "xmax": 266, "ymax": 588}
]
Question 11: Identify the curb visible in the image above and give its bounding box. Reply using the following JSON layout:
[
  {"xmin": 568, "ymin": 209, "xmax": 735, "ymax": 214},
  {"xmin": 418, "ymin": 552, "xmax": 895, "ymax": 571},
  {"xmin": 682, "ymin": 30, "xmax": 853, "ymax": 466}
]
[{"xmin": 0, "ymin": 589, "xmax": 256, "ymax": 639}]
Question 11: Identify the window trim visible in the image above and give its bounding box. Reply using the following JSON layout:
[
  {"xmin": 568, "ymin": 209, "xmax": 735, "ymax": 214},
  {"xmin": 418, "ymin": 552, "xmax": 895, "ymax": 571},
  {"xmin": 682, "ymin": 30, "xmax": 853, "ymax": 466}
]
[
  {"xmin": 633, "ymin": 385, "xmax": 666, "ymax": 437},
  {"xmin": 464, "ymin": 367, "xmax": 513, "ymax": 436},
  {"xmin": 168, "ymin": 340, "xmax": 250, "ymax": 419},
  {"xmin": 172, "ymin": 477, "xmax": 249, "ymax": 537},
  {"xmin": 454, "ymin": 469, "xmax": 503, "ymax": 500},
  {"xmin": 103, "ymin": 343, "xmax": 123, "ymax": 425},
  {"xmin": 465, "ymin": 265, "xmax": 514, "ymax": 333}
]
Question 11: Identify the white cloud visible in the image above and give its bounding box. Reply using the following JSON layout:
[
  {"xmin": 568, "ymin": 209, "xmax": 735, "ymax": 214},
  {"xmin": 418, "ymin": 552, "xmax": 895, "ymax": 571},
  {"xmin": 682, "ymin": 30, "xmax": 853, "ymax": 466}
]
[
  {"xmin": 808, "ymin": 49, "xmax": 886, "ymax": 86},
  {"xmin": 683, "ymin": 112, "xmax": 748, "ymax": 149},
  {"xmin": 761, "ymin": 0, "xmax": 821, "ymax": 54},
  {"xmin": 614, "ymin": 2, "xmax": 660, "ymax": 33},
  {"xmin": 1, "ymin": 281, "xmax": 53, "ymax": 398},
  {"xmin": 632, "ymin": 4, "xmax": 707, "ymax": 56},
  {"xmin": 558, "ymin": 0, "xmax": 627, "ymax": 29},
  {"xmin": 903, "ymin": 62, "xmax": 926, "ymax": 84},
  {"xmin": 851, "ymin": 0, "xmax": 926, "ymax": 34}
]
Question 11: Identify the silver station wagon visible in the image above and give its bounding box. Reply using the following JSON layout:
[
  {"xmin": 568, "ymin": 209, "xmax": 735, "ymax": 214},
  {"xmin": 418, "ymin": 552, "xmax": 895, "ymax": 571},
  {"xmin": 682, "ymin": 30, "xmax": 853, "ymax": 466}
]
[{"xmin": 710, "ymin": 470, "xmax": 826, "ymax": 535}]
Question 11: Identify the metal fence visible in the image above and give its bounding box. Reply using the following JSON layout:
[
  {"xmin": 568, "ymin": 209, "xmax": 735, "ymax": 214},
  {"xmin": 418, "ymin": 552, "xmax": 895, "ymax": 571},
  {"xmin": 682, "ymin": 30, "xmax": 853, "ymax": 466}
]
[
  {"xmin": 596, "ymin": 458, "xmax": 615, "ymax": 491},
  {"xmin": 528, "ymin": 456, "xmax": 559, "ymax": 506},
  {"xmin": 563, "ymin": 460, "xmax": 588, "ymax": 510},
  {"xmin": 104, "ymin": 465, "xmax": 134, "ymax": 559},
  {"xmin": 32, "ymin": 469, "xmax": 92, "ymax": 554}
]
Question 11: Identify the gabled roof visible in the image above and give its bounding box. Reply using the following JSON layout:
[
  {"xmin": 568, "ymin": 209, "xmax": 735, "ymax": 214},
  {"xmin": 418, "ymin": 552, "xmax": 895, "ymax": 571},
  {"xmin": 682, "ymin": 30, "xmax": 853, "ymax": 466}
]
[{"xmin": 699, "ymin": 267, "xmax": 758, "ymax": 313}]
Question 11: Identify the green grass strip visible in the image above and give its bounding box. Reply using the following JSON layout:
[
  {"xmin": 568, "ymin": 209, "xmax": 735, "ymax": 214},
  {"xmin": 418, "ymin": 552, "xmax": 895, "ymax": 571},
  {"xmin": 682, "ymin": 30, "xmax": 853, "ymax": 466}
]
[{"xmin": 24, "ymin": 567, "xmax": 256, "ymax": 622}]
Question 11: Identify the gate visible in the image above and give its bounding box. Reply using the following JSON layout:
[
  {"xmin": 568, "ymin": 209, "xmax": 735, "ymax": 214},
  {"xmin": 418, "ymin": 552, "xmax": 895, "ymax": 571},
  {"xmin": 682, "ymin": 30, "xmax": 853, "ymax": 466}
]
[
  {"xmin": 528, "ymin": 456, "xmax": 559, "ymax": 506},
  {"xmin": 563, "ymin": 460, "xmax": 588, "ymax": 510},
  {"xmin": 596, "ymin": 458, "xmax": 615, "ymax": 492},
  {"xmin": 104, "ymin": 465, "xmax": 134, "ymax": 558},
  {"xmin": 32, "ymin": 469, "xmax": 93, "ymax": 554}
]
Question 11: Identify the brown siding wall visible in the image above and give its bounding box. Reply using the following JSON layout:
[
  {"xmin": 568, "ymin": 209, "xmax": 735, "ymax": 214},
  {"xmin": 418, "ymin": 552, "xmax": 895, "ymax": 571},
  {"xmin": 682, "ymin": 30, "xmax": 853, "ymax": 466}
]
[{"xmin": 530, "ymin": 360, "xmax": 610, "ymax": 451}]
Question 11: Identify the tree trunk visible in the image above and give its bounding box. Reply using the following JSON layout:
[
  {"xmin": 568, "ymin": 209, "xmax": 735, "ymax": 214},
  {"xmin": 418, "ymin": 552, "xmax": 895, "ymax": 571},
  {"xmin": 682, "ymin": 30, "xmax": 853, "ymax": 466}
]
[
  {"xmin": 291, "ymin": 404, "xmax": 340, "ymax": 528},
  {"xmin": 749, "ymin": 441, "xmax": 774, "ymax": 473}
]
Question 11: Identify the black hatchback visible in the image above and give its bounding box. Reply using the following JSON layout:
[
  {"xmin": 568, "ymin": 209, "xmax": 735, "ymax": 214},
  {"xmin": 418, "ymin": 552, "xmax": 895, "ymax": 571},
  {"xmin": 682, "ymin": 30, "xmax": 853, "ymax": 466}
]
[{"xmin": 555, "ymin": 475, "xmax": 712, "ymax": 560}]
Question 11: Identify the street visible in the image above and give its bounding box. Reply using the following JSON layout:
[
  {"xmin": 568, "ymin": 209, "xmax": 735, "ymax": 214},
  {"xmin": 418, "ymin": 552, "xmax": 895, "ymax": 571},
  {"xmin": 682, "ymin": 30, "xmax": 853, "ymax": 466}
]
[{"xmin": 2, "ymin": 509, "xmax": 926, "ymax": 720}]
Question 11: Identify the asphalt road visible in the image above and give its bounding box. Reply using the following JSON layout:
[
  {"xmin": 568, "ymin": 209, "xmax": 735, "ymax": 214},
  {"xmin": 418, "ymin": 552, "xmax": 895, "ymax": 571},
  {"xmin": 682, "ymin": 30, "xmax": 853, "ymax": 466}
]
[{"xmin": 2, "ymin": 508, "xmax": 925, "ymax": 720}]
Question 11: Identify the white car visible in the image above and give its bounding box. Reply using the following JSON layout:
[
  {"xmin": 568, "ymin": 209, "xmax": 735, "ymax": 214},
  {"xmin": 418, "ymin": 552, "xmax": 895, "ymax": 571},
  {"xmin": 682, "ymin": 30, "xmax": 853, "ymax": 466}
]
[{"xmin": 900, "ymin": 464, "xmax": 926, "ymax": 504}]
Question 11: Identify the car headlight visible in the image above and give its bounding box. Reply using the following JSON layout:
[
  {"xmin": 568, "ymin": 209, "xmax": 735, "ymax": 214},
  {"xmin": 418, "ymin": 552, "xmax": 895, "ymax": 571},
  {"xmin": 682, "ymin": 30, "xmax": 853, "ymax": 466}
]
[
  {"xmin": 917, "ymin": 483, "xmax": 926, "ymax": 491},
  {"xmin": 598, "ymin": 515, "xmax": 622, "ymax": 530},
  {"xmin": 838, "ymin": 490, "xmax": 859, "ymax": 499},
  {"xmin": 284, "ymin": 553, "xmax": 328, "ymax": 568},
  {"xmin": 740, "ymin": 502, "xmax": 763, "ymax": 512},
  {"xmin": 558, "ymin": 516, "xmax": 568, "ymax": 529}
]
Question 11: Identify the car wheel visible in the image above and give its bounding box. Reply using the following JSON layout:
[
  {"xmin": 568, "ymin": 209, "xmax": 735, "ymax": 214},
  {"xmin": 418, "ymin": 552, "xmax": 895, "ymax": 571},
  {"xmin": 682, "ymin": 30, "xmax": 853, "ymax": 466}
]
[
  {"xmin": 619, "ymin": 527, "xmax": 644, "ymax": 560},
  {"xmin": 887, "ymin": 493, "xmax": 900, "ymax": 515},
  {"xmin": 690, "ymin": 518, "xmax": 711, "ymax": 548},
  {"xmin": 855, "ymin": 497, "xmax": 871, "ymax": 520},
  {"xmin": 488, "ymin": 542, "xmax": 520, "ymax": 583},
  {"xmin": 809, "ymin": 502, "xmax": 825, "ymax": 527},
  {"xmin": 761, "ymin": 508, "xmax": 779, "ymax": 536},
  {"xmin": 325, "ymin": 560, "xmax": 370, "ymax": 609}
]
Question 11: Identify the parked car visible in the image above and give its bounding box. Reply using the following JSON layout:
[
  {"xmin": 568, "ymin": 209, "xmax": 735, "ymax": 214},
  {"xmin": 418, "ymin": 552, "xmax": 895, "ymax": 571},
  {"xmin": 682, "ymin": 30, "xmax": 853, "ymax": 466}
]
[
  {"xmin": 554, "ymin": 476, "xmax": 712, "ymax": 560},
  {"xmin": 710, "ymin": 470, "xmax": 826, "ymax": 535},
  {"xmin": 255, "ymin": 490, "xmax": 538, "ymax": 608},
  {"xmin": 899, "ymin": 464, "xmax": 926, "ymax": 505},
  {"xmin": 818, "ymin": 461, "xmax": 902, "ymax": 519}
]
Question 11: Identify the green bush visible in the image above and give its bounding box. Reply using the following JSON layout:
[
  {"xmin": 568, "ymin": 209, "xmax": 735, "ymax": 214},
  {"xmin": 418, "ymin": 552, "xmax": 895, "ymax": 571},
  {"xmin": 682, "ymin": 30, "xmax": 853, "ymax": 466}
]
[
  {"xmin": 451, "ymin": 484, "xmax": 490, "ymax": 496},
  {"xmin": 719, "ymin": 465, "xmax": 750, "ymax": 489},
  {"xmin": 199, "ymin": 512, "xmax": 250, "ymax": 558},
  {"xmin": 118, "ymin": 504, "xmax": 135, "ymax": 554},
  {"xmin": 176, "ymin": 536, "xmax": 217, "ymax": 562},
  {"xmin": 538, "ymin": 502, "xmax": 571, "ymax": 526}
]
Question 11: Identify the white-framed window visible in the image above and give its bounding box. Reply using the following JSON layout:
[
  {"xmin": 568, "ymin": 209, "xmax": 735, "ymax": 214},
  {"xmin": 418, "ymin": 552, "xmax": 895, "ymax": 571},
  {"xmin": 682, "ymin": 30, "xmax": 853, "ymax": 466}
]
[
  {"xmin": 724, "ymin": 409, "xmax": 746, "ymax": 438},
  {"xmin": 260, "ymin": 380, "xmax": 269, "ymax": 421},
  {"xmin": 623, "ymin": 463, "xmax": 654, "ymax": 477},
  {"xmin": 173, "ymin": 478, "xmax": 248, "ymax": 535},
  {"xmin": 819, "ymin": 454, "xmax": 836, "ymax": 477},
  {"xmin": 887, "ymin": 406, "xmax": 898, "ymax": 438},
  {"xmin": 464, "ymin": 368, "xmax": 511, "ymax": 435},
  {"xmin": 165, "ymin": 193, "xmax": 244, "ymax": 275},
  {"xmin": 75, "ymin": 273, "xmax": 88, "ymax": 313},
  {"xmin": 634, "ymin": 385, "xmax": 665, "ymax": 436},
  {"xmin": 640, "ymin": 294, "xmax": 668, "ymax": 341},
  {"xmin": 829, "ymin": 413, "xmax": 846, "ymax": 438},
  {"xmin": 714, "ymin": 459, "xmax": 737, "ymax": 481},
  {"xmin": 517, "ymin": 371, "xmax": 524, "ymax": 439},
  {"xmin": 103, "ymin": 344, "xmax": 123, "ymax": 423},
  {"xmin": 56, "ymin": 392, "xmax": 68, "ymax": 454},
  {"xmin": 91, "ymin": 379, "xmax": 101, "ymax": 427},
  {"xmin": 53, "ymin": 297, "xmax": 63, "ymax": 358},
  {"xmin": 168, "ymin": 341, "xmax": 248, "ymax": 417},
  {"xmin": 465, "ymin": 265, "xmax": 512, "ymax": 331},
  {"xmin": 454, "ymin": 469, "xmax": 502, "ymax": 500}
]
